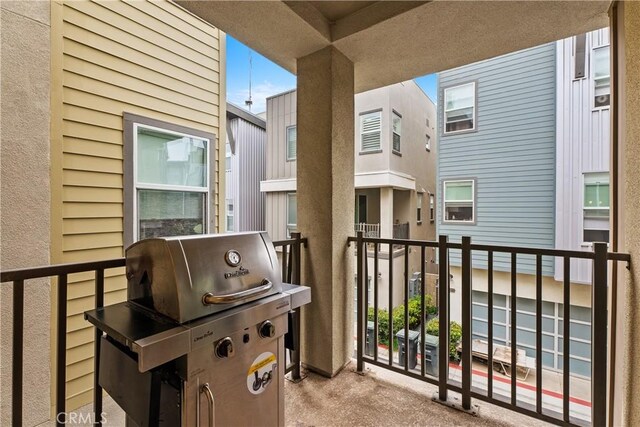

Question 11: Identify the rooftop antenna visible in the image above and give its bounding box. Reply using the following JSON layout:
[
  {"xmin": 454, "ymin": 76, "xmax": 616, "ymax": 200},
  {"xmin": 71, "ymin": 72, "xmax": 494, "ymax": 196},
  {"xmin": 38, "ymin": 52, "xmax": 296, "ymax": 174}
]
[{"xmin": 245, "ymin": 50, "xmax": 253, "ymax": 110}]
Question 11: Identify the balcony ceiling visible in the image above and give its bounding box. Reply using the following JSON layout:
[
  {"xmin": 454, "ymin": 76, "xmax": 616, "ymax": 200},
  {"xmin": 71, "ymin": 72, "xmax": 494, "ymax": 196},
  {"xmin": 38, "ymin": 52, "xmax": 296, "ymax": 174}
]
[{"xmin": 177, "ymin": 1, "xmax": 610, "ymax": 93}]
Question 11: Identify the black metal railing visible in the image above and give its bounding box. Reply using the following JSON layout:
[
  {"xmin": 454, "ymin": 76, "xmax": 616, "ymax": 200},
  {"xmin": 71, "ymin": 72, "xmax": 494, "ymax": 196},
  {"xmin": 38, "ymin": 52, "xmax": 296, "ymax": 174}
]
[
  {"xmin": 1, "ymin": 232, "xmax": 307, "ymax": 426},
  {"xmin": 349, "ymin": 232, "xmax": 631, "ymax": 427},
  {"xmin": 1, "ymin": 258, "xmax": 126, "ymax": 427},
  {"xmin": 272, "ymin": 232, "xmax": 308, "ymax": 380}
]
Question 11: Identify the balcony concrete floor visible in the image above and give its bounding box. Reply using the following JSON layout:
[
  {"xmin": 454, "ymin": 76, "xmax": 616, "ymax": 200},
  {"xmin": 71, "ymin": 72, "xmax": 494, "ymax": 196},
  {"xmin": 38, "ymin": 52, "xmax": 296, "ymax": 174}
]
[
  {"xmin": 41, "ymin": 361, "xmax": 553, "ymax": 426},
  {"xmin": 285, "ymin": 361, "xmax": 550, "ymax": 427}
]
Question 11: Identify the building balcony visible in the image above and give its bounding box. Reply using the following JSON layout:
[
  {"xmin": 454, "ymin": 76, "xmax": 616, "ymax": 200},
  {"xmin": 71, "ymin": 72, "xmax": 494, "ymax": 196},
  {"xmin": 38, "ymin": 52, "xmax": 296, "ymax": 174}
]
[
  {"xmin": 354, "ymin": 222, "xmax": 380, "ymax": 238},
  {"xmin": 2, "ymin": 233, "xmax": 629, "ymax": 426},
  {"xmin": 392, "ymin": 222, "xmax": 409, "ymax": 239}
]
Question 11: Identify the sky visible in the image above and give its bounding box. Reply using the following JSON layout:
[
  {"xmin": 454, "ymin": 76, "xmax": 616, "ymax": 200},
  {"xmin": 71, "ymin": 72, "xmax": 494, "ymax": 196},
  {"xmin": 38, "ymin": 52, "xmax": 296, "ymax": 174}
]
[{"xmin": 226, "ymin": 35, "xmax": 437, "ymax": 114}]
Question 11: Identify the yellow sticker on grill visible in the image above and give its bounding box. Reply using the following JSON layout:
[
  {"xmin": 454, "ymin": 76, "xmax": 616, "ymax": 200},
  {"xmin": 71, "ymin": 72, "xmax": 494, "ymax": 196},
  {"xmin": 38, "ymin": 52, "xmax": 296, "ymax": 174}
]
[{"xmin": 247, "ymin": 352, "xmax": 277, "ymax": 395}]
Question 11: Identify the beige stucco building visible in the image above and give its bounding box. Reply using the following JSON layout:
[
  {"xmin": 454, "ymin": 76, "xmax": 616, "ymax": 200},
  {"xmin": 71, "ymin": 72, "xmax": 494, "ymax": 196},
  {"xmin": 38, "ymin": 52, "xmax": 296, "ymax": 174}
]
[
  {"xmin": 261, "ymin": 82, "xmax": 437, "ymax": 309},
  {"xmin": 1, "ymin": 1, "xmax": 225, "ymax": 424}
]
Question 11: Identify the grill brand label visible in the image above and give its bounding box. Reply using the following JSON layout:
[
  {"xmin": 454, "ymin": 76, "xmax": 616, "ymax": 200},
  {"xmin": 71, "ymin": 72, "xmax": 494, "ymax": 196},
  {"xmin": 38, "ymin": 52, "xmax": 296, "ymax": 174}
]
[
  {"xmin": 247, "ymin": 352, "xmax": 277, "ymax": 395},
  {"xmin": 224, "ymin": 266, "xmax": 250, "ymax": 279}
]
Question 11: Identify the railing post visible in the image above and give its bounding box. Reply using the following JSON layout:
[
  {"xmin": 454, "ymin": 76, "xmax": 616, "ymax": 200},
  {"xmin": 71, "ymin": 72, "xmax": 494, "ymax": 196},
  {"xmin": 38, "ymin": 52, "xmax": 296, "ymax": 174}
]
[
  {"xmin": 291, "ymin": 232, "xmax": 302, "ymax": 285},
  {"xmin": 290, "ymin": 232, "xmax": 303, "ymax": 381},
  {"xmin": 93, "ymin": 269, "xmax": 105, "ymax": 425},
  {"xmin": 12, "ymin": 280, "xmax": 24, "ymax": 427},
  {"xmin": 437, "ymin": 235, "xmax": 449, "ymax": 402},
  {"xmin": 356, "ymin": 231, "xmax": 365, "ymax": 373},
  {"xmin": 56, "ymin": 274, "xmax": 68, "ymax": 426},
  {"xmin": 592, "ymin": 242, "xmax": 608, "ymax": 427},
  {"xmin": 461, "ymin": 236, "xmax": 472, "ymax": 410}
]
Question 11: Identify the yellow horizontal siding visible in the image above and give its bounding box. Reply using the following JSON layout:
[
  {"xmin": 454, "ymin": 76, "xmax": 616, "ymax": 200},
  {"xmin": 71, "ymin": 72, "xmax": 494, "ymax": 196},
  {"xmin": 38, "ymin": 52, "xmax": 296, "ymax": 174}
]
[
  {"xmin": 67, "ymin": 288, "xmax": 126, "ymax": 318},
  {"xmin": 68, "ymin": 312, "xmax": 96, "ymax": 334},
  {"xmin": 63, "ymin": 6, "xmax": 219, "ymax": 80},
  {"xmin": 66, "ymin": 328, "xmax": 95, "ymax": 351},
  {"xmin": 67, "ymin": 342, "xmax": 94, "ymax": 367},
  {"xmin": 66, "ymin": 273, "xmax": 126, "ymax": 300},
  {"xmin": 64, "ymin": 137, "xmax": 123, "ymax": 160},
  {"xmin": 63, "ymin": 86, "xmax": 219, "ymax": 131},
  {"xmin": 81, "ymin": 0, "xmax": 218, "ymax": 67},
  {"xmin": 62, "ymin": 119, "xmax": 122, "ymax": 145},
  {"xmin": 66, "ymin": 268, "xmax": 125, "ymax": 285},
  {"xmin": 63, "ymin": 153, "xmax": 122, "ymax": 174},
  {"xmin": 60, "ymin": 246, "xmax": 124, "ymax": 264},
  {"xmin": 55, "ymin": 0, "xmax": 222, "ymax": 410},
  {"xmin": 63, "ymin": 170, "xmax": 123, "ymax": 189},
  {"xmin": 132, "ymin": 0, "xmax": 219, "ymax": 44},
  {"xmin": 62, "ymin": 202, "xmax": 123, "ymax": 219},
  {"xmin": 63, "ymin": 33, "xmax": 218, "ymax": 90},
  {"xmin": 67, "ymin": 373, "xmax": 93, "ymax": 398},
  {"xmin": 64, "ymin": 49, "xmax": 219, "ymax": 103},
  {"xmin": 63, "ymin": 104, "xmax": 123, "ymax": 131},
  {"xmin": 66, "ymin": 358, "xmax": 93, "ymax": 382},
  {"xmin": 63, "ymin": 232, "xmax": 123, "ymax": 252},
  {"xmin": 63, "ymin": 186, "xmax": 123, "ymax": 203},
  {"xmin": 63, "ymin": 63, "xmax": 218, "ymax": 114},
  {"xmin": 63, "ymin": 73, "xmax": 220, "ymax": 127}
]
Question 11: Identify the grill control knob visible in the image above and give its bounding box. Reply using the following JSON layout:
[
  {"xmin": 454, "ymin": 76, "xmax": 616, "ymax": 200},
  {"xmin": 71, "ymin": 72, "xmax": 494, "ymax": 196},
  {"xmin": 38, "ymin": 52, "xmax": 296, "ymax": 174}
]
[
  {"xmin": 259, "ymin": 320, "xmax": 276, "ymax": 339},
  {"xmin": 215, "ymin": 337, "xmax": 234, "ymax": 358}
]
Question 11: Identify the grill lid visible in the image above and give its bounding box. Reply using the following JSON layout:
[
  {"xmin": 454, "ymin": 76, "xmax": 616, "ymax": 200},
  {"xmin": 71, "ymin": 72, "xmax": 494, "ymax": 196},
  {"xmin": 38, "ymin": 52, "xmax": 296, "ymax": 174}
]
[{"xmin": 126, "ymin": 232, "xmax": 282, "ymax": 323}]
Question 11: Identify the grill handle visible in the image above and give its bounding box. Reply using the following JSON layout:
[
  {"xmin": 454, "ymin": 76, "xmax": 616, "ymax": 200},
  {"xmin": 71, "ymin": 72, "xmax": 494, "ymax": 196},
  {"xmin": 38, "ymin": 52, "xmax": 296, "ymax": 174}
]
[
  {"xmin": 200, "ymin": 383, "xmax": 215, "ymax": 427},
  {"xmin": 202, "ymin": 279, "xmax": 273, "ymax": 305}
]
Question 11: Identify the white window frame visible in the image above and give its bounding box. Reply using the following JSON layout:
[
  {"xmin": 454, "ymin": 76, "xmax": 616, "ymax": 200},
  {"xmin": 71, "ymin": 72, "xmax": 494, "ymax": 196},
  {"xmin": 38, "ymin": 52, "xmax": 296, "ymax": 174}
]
[
  {"xmin": 592, "ymin": 45, "xmax": 610, "ymax": 110},
  {"xmin": 286, "ymin": 192, "xmax": 297, "ymax": 238},
  {"xmin": 225, "ymin": 142, "xmax": 232, "ymax": 172},
  {"xmin": 392, "ymin": 110, "xmax": 401, "ymax": 154},
  {"xmin": 416, "ymin": 192, "xmax": 423, "ymax": 224},
  {"xmin": 132, "ymin": 122, "xmax": 210, "ymax": 242},
  {"xmin": 582, "ymin": 172, "xmax": 610, "ymax": 244},
  {"xmin": 360, "ymin": 110, "xmax": 382, "ymax": 153},
  {"xmin": 286, "ymin": 125, "xmax": 297, "ymax": 161},
  {"xmin": 226, "ymin": 198, "xmax": 234, "ymax": 232},
  {"xmin": 443, "ymin": 82, "xmax": 476, "ymax": 134},
  {"xmin": 442, "ymin": 179, "xmax": 475, "ymax": 224},
  {"xmin": 425, "ymin": 134, "xmax": 431, "ymax": 152},
  {"xmin": 429, "ymin": 193, "xmax": 435, "ymax": 222}
]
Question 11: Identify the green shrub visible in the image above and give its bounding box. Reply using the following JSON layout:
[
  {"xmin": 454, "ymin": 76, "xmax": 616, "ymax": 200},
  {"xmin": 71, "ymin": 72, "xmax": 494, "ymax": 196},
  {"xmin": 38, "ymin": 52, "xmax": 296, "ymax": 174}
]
[
  {"xmin": 367, "ymin": 306, "xmax": 390, "ymax": 345},
  {"xmin": 426, "ymin": 318, "xmax": 463, "ymax": 361},
  {"xmin": 366, "ymin": 294, "xmax": 438, "ymax": 350}
]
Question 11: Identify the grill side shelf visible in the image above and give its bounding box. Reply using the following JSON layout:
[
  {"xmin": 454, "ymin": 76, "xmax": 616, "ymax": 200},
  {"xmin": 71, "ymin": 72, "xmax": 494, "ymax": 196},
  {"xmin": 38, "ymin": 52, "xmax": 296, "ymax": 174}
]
[{"xmin": 85, "ymin": 302, "xmax": 190, "ymax": 372}]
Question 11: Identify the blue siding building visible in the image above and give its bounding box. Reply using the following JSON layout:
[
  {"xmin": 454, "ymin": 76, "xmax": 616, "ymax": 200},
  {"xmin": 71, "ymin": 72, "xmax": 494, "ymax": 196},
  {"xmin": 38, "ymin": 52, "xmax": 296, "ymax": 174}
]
[
  {"xmin": 438, "ymin": 42, "xmax": 557, "ymax": 275},
  {"xmin": 437, "ymin": 30, "xmax": 610, "ymax": 379}
]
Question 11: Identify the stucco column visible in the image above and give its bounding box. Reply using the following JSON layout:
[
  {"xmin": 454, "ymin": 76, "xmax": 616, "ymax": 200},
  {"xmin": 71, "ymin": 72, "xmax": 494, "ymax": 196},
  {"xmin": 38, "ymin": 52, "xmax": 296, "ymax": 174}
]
[
  {"xmin": 1, "ymin": 1, "xmax": 52, "ymax": 425},
  {"xmin": 616, "ymin": 2, "xmax": 640, "ymax": 426},
  {"xmin": 297, "ymin": 46, "xmax": 354, "ymax": 376},
  {"xmin": 380, "ymin": 187, "xmax": 394, "ymax": 238}
]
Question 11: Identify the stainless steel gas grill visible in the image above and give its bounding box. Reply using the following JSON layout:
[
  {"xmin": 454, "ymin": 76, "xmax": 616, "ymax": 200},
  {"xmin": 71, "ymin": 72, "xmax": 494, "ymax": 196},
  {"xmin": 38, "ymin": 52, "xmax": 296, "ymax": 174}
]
[{"xmin": 85, "ymin": 232, "xmax": 310, "ymax": 427}]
